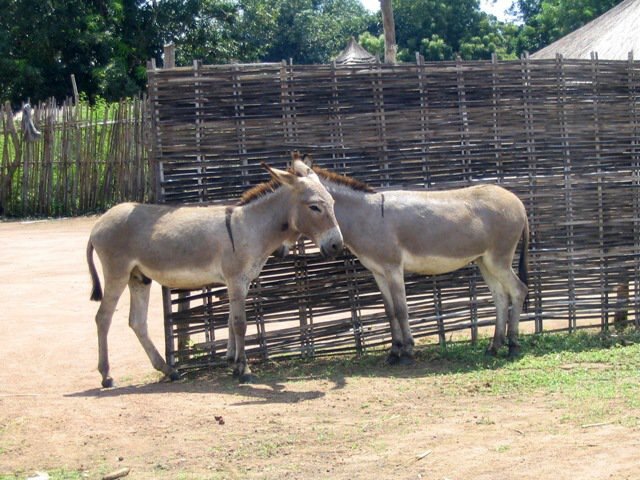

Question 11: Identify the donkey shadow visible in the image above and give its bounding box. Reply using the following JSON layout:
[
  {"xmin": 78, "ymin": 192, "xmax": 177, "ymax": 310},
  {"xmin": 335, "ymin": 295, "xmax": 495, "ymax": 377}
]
[{"xmin": 67, "ymin": 329, "xmax": 634, "ymax": 404}]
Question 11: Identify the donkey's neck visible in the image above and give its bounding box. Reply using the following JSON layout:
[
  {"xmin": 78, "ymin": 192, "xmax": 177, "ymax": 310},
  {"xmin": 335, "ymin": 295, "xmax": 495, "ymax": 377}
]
[
  {"xmin": 235, "ymin": 187, "xmax": 296, "ymax": 254},
  {"xmin": 322, "ymin": 181, "xmax": 381, "ymax": 246}
]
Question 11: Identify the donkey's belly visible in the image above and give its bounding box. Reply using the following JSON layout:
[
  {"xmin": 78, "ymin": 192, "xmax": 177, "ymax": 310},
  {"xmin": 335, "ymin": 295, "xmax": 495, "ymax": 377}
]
[
  {"xmin": 402, "ymin": 251, "xmax": 477, "ymax": 275},
  {"xmin": 141, "ymin": 263, "xmax": 226, "ymax": 289}
]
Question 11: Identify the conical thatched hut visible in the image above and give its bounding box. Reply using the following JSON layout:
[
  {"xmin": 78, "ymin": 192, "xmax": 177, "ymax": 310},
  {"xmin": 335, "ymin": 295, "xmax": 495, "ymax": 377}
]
[
  {"xmin": 334, "ymin": 37, "xmax": 378, "ymax": 65},
  {"xmin": 531, "ymin": 0, "xmax": 640, "ymax": 59}
]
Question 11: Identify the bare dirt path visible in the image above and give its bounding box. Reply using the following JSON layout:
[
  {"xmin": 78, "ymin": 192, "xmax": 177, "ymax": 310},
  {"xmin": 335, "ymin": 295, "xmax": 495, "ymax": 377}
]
[{"xmin": 1, "ymin": 217, "xmax": 638, "ymax": 479}]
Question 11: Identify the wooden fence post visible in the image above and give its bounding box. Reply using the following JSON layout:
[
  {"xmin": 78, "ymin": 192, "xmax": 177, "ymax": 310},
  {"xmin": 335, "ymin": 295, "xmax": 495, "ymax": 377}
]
[
  {"xmin": 628, "ymin": 51, "xmax": 640, "ymax": 328},
  {"xmin": 416, "ymin": 53, "xmax": 432, "ymax": 187},
  {"xmin": 163, "ymin": 43, "xmax": 175, "ymax": 69}
]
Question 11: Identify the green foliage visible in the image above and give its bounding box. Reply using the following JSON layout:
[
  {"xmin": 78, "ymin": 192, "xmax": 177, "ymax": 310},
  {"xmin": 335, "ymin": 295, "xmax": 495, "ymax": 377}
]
[
  {"xmin": 0, "ymin": 0, "xmax": 629, "ymax": 106},
  {"xmin": 358, "ymin": 32, "xmax": 384, "ymax": 59},
  {"xmin": 373, "ymin": 0, "xmax": 519, "ymax": 62},
  {"xmin": 420, "ymin": 35, "xmax": 453, "ymax": 61},
  {"xmin": 0, "ymin": 0, "xmax": 155, "ymax": 106},
  {"xmin": 513, "ymin": 0, "xmax": 626, "ymax": 54},
  {"xmin": 252, "ymin": 0, "xmax": 375, "ymax": 64}
]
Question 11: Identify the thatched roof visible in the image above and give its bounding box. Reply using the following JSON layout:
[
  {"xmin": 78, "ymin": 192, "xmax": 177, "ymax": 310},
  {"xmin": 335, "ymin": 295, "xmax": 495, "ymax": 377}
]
[
  {"xmin": 334, "ymin": 37, "xmax": 378, "ymax": 65},
  {"xmin": 531, "ymin": 0, "xmax": 640, "ymax": 60}
]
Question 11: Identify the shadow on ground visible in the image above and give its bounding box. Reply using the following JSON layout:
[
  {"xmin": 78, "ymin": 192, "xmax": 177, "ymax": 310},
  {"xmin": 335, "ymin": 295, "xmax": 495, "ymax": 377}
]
[{"xmin": 66, "ymin": 329, "xmax": 639, "ymax": 404}]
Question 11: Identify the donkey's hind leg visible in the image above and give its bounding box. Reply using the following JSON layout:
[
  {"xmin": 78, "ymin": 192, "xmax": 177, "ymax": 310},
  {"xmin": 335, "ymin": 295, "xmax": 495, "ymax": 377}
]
[
  {"xmin": 477, "ymin": 258, "xmax": 510, "ymax": 357},
  {"xmin": 95, "ymin": 272, "xmax": 128, "ymax": 388},
  {"xmin": 502, "ymin": 270, "xmax": 527, "ymax": 358},
  {"xmin": 227, "ymin": 281, "xmax": 253, "ymax": 383},
  {"xmin": 128, "ymin": 271, "xmax": 179, "ymax": 381},
  {"xmin": 479, "ymin": 256, "xmax": 527, "ymax": 358}
]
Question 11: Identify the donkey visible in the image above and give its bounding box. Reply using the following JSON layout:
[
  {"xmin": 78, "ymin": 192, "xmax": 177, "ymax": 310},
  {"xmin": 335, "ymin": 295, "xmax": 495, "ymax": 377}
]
[
  {"xmin": 303, "ymin": 157, "xmax": 529, "ymax": 364},
  {"xmin": 87, "ymin": 157, "xmax": 343, "ymax": 387}
]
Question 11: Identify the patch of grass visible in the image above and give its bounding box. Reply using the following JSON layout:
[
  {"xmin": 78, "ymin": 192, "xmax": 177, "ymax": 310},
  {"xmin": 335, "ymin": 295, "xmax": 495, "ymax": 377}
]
[
  {"xmin": 242, "ymin": 329, "xmax": 640, "ymax": 425},
  {"xmin": 0, "ymin": 470, "xmax": 86, "ymax": 480},
  {"xmin": 428, "ymin": 329, "xmax": 640, "ymax": 424}
]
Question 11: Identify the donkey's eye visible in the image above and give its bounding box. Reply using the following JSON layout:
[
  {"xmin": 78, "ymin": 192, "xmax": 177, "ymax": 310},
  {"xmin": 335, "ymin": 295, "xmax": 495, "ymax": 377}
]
[{"xmin": 309, "ymin": 205, "xmax": 321, "ymax": 213}]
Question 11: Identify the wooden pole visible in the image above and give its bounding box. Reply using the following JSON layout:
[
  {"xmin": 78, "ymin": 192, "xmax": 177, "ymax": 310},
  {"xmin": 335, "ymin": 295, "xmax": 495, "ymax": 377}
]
[
  {"xmin": 163, "ymin": 43, "xmax": 176, "ymax": 69},
  {"xmin": 380, "ymin": 0, "xmax": 397, "ymax": 64}
]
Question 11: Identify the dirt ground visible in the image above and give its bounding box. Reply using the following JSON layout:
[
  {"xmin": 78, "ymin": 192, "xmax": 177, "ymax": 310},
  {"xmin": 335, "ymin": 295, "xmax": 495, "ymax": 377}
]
[{"xmin": 1, "ymin": 216, "xmax": 639, "ymax": 480}]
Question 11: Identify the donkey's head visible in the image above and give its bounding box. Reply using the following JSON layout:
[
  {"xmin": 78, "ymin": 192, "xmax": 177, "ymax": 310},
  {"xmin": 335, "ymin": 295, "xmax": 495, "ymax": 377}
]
[{"xmin": 263, "ymin": 154, "xmax": 343, "ymax": 258}]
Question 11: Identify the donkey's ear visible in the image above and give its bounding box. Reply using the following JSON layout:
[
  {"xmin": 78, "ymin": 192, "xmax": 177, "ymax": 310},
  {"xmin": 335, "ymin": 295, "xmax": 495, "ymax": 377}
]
[
  {"xmin": 291, "ymin": 158, "xmax": 313, "ymax": 177},
  {"xmin": 290, "ymin": 151, "xmax": 312, "ymax": 167},
  {"xmin": 301, "ymin": 154, "xmax": 313, "ymax": 167},
  {"xmin": 262, "ymin": 162, "xmax": 297, "ymax": 187},
  {"xmin": 291, "ymin": 155, "xmax": 320, "ymax": 181}
]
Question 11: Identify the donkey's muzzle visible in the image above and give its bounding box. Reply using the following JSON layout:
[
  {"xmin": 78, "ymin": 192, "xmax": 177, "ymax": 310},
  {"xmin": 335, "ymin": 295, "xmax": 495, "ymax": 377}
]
[
  {"xmin": 272, "ymin": 245, "xmax": 289, "ymax": 258},
  {"xmin": 320, "ymin": 236, "xmax": 344, "ymax": 259}
]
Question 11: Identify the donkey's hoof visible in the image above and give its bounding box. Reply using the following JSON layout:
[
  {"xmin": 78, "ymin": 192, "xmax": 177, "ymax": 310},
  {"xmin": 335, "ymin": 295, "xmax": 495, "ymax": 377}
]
[
  {"xmin": 399, "ymin": 353, "xmax": 416, "ymax": 366},
  {"xmin": 484, "ymin": 347, "xmax": 498, "ymax": 358},
  {"xmin": 169, "ymin": 370, "xmax": 182, "ymax": 382},
  {"xmin": 239, "ymin": 373, "xmax": 255, "ymax": 384},
  {"xmin": 508, "ymin": 345, "xmax": 521, "ymax": 360},
  {"xmin": 386, "ymin": 352, "xmax": 401, "ymax": 366},
  {"xmin": 101, "ymin": 377, "xmax": 114, "ymax": 388}
]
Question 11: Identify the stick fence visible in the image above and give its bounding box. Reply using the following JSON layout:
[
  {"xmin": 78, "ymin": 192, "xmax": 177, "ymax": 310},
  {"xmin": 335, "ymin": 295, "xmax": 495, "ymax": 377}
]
[
  {"xmin": 0, "ymin": 97, "xmax": 150, "ymax": 217},
  {"xmin": 147, "ymin": 55, "xmax": 640, "ymax": 370}
]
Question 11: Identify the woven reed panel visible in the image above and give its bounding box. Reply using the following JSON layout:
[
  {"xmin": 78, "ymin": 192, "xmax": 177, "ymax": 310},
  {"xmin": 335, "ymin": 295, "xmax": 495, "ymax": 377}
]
[{"xmin": 147, "ymin": 57, "xmax": 640, "ymax": 370}]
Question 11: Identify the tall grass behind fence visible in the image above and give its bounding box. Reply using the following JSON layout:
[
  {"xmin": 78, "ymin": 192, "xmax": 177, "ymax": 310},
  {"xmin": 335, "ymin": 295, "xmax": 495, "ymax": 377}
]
[{"xmin": 0, "ymin": 96, "xmax": 150, "ymax": 217}]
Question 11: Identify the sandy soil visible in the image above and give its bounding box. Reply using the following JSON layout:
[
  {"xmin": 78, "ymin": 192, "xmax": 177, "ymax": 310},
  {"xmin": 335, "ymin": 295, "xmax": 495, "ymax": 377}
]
[{"xmin": 1, "ymin": 216, "xmax": 638, "ymax": 479}]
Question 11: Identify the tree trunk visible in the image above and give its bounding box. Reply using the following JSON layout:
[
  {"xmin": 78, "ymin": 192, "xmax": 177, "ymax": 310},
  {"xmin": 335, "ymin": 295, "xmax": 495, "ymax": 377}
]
[{"xmin": 380, "ymin": 0, "xmax": 397, "ymax": 64}]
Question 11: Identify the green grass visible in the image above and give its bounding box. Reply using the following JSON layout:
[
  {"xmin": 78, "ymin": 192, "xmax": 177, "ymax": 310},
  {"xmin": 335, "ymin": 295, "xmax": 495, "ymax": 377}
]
[
  {"xmin": 434, "ymin": 330, "xmax": 640, "ymax": 399},
  {"xmin": 0, "ymin": 470, "xmax": 86, "ymax": 480},
  {"xmin": 243, "ymin": 328, "xmax": 640, "ymax": 424}
]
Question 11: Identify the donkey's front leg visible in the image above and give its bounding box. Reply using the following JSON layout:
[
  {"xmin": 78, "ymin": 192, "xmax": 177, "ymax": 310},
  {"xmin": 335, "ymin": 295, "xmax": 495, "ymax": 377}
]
[
  {"xmin": 225, "ymin": 322, "xmax": 236, "ymax": 366},
  {"xmin": 373, "ymin": 272, "xmax": 411, "ymax": 365},
  {"xmin": 228, "ymin": 282, "xmax": 253, "ymax": 383},
  {"xmin": 386, "ymin": 269, "xmax": 415, "ymax": 364}
]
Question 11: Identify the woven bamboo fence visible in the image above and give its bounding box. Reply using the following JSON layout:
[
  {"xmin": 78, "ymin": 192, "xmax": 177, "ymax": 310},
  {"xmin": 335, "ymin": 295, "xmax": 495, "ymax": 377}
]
[
  {"xmin": 147, "ymin": 55, "xmax": 640, "ymax": 371},
  {"xmin": 0, "ymin": 97, "xmax": 150, "ymax": 217}
]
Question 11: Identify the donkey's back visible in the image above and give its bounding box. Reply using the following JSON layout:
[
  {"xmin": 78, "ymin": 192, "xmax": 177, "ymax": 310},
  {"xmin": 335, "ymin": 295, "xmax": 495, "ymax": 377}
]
[{"xmin": 88, "ymin": 202, "xmax": 229, "ymax": 293}]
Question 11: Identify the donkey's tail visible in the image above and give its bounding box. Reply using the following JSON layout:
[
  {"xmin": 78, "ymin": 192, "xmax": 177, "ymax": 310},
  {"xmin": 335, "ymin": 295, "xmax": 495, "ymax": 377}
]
[
  {"xmin": 87, "ymin": 240, "xmax": 103, "ymax": 302},
  {"xmin": 518, "ymin": 216, "xmax": 530, "ymax": 311}
]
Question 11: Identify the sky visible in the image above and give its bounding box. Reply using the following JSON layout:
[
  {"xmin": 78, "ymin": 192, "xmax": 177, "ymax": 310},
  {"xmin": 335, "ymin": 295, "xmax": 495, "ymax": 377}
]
[{"xmin": 359, "ymin": 0, "xmax": 516, "ymax": 23}]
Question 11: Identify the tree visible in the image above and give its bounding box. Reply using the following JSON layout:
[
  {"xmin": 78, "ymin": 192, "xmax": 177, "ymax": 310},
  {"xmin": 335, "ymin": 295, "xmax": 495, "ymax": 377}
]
[
  {"xmin": 374, "ymin": 0, "xmax": 517, "ymax": 61},
  {"xmin": 154, "ymin": 0, "xmax": 240, "ymax": 65},
  {"xmin": 512, "ymin": 0, "xmax": 625, "ymax": 54},
  {"xmin": 0, "ymin": 0, "xmax": 169, "ymax": 105},
  {"xmin": 0, "ymin": 0, "xmax": 122, "ymax": 105},
  {"xmin": 358, "ymin": 32, "xmax": 384, "ymax": 59},
  {"xmin": 256, "ymin": 0, "xmax": 374, "ymax": 64},
  {"xmin": 154, "ymin": 0, "xmax": 376, "ymax": 65}
]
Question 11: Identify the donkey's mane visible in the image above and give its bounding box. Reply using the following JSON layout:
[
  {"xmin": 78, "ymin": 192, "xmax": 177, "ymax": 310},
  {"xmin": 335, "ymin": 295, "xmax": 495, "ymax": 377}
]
[
  {"xmin": 237, "ymin": 178, "xmax": 283, "ymax": 206},
  {"xmin": 238, "ymin": 163, "xmax": 375, "ymax": 205},
  {"xmin": 312, "ymin": 166, "xmax": 376, "ymax": 193}
]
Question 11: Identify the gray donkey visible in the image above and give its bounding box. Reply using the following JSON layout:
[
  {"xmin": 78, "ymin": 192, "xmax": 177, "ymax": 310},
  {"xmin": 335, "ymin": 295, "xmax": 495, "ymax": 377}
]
[
  {"xmin": 87, "ymin": 156, "xmax": 343, "ymax": 387},
  {"xmin": 305, "ymin": 157, "xmax": 529, "ymax": 364}
]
